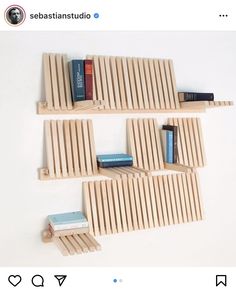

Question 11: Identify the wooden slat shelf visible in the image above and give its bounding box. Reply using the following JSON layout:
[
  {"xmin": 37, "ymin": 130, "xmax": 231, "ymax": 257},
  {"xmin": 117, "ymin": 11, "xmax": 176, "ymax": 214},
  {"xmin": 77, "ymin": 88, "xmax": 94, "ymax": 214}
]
[
  {"xmin": 38, "ymin": 53, "xmax": 233, "ymax": 114},
  {"xmin": 99, "ymin": 166, "xmax": 150, "ymax": 179},
  {"xmin": 84, "ymin": 172, "xmax": 204, "ymax": 236}
]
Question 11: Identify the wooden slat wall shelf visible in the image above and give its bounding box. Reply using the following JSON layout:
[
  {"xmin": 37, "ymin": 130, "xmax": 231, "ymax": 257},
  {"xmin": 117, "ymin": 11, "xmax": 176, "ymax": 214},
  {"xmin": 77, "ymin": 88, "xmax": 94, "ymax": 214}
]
[
  {"xmin": 167, "ymin": 118, "xmax": 206, "ymax": 168},
  {"xmin": 99, "ymin": 166, "xmax": 150, "ymax": 179},
  {"xmin": 84, "ymin": 173, "xmax": 204, "ymax": 236},
  {"xmin": 39, "ymin": 119, "xmax": 98, "ymax": 180}
]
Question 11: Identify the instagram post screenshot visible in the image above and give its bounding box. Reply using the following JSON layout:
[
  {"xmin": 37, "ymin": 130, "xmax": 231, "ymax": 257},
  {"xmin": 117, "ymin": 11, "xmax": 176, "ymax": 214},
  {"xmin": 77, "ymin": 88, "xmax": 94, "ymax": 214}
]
[{"xmin": 0, "ymin": 0, "xmax": 235, "ymax": 288}]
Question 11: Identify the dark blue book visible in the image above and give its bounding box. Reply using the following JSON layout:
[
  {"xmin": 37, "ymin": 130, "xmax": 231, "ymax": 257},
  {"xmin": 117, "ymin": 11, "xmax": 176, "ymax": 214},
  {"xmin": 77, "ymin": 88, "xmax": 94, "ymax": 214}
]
[
  {"xmin": 70, "ymin": 59, "xmax": 85, "ymax": 102},
  {"xmin": 97, "ymin": 154, "xmax": 133, "ymax": 168},
  {"xmin": 161, "ymin": 130, "xmax": 174, "ymax": 163}
]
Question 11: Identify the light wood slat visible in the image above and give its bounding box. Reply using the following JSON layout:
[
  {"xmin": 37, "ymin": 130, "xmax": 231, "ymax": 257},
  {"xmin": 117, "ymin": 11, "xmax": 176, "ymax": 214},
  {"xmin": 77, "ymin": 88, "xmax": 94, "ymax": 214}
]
[
  {"xmin": 49, "ymin": 54, "xmax": 60, "ymax": 110},
  {"xmin": 104, "ymin": 56, "xmax": 116, "ymax": 109},
  {"xmin": 193, "ymin": 118, "xmax": 204, "ymax": 163},
  {"xmin": 148, "ymin": 176, "xmax": 159, "ymax": 227},
  {"xmin": 127, "ymin": 119, "xmax": 137, "ymax": 166},
  {"xmin": 163, "ymin": 175, "xmax": 174, "ymax": 225},
  {"xmin": 53, "ymin": 237, "xmax": 69, "ymax": 256},
  {"xmin": 61, "ymin": 236, "xmax": 76, "ymax": 255},
  {"xmin": 45, "ymin": 121, "xmax": 55, "ymax": 178},
  {"xmin": 67, "ymin": 235, "xmax": 82, "ymax": 254},
  {"xmin": 62, "ymin": 54, "xmax": 73, "ymax": 109},
  {"xmin": 116, "ymin": 57, "xmax": 127, "ymax": 109},
  {"xmin": 138, "ymin": 119, "xmax": 149, "ymax": 170},
  {"xmin": 85, "ymin": 233, "xmax": 102, "ymax": 250},
  {"xmin": 153, "ymin": 176, "xmax": 164, "ymax": 226},
  {"xmin": 187, "ymin": 118, "xmax": 198, "ymax": 167},
  {"xmin": 76, "ymin": 120, "xmax": 86, "ymax": 176},
  {"xmin": 51, "ymin": 120, "xmax": 61, "ymax": 178},
  {"xmin": 148, "ymin": 119, "xmax": 160, "ymax": 170},
  {"xmin": 143, "ymin": 177, "xmax": 154, "ymax": 228},
  {"xmin": 93, "ymin": 55, "xmax": 103, "ymax": 102},
  {"xmin": 177, "ymin": 174, "xmax": 188, "ymax": 223},
  {"xmin": 186, "ymin": 173, "xmax": 197, "ymax": 221},
  {"xmin": 99, "ymin": 56, "xmax": 110, "ymax": 109},
  {"xmin": 89, "ymin": 182, "xmax": 99, "ymax": 236},
  {"xmin": 127, "ymin": 58, "xmax": 139, "ymax": 109},
  {"xmin": 128, "ymin": 177, "xmax": 139, "ymax": 230},
  {"xmin": 112, "ymin": 180, "xmax": 122, "ymax": 233},
  {"xmin": 159, "ymin": 59, "xmax": 170, "ymax": 109},
  {"xmin": 79, "ymin": 234, "xmax": 96, "ymax": 251},
  {"xmin": 149, "ymin": 59, "xmax": 160, "ymax": 109},
  {"xmin": 132, "ymin": 119, "xmax": 143, "ymax": 168},
  {"xmin": 153, "ymin": 119, "xmax": 165, "ymax": 170},
  {"xmin": 133, "ymin": 57, "xmax": 144, "ymax": 109},
  {"xmin": 106, "ymin": 180, "xmax": 117, "ymax": 234},
  {"xmin": 158, "ymin": 176, "xmax": 169, "ymax": 225},
  {"xmin": 196, "ymin": 118, "xmax": 207, "ymax": 166},
  {"xmin": 167, "ymin": 174, "xmax": 178, "ymax": 224},
  {"xmin": 132, "ymin": 177, "xmax": 144, "ymax": 229},
  {"xmin": 122, "ymin": 177, "xmax": 133, "ymax": 231},
  {"xmin": 183, "ymin": 118, "xmax": 194, "ymax": 167},
  {"xmin": 82, "ymin": 120, "xmax": 93, "ymax": 175},
  {"xmin": 43, "ymin": 54, "xmax": 53, "ymax": 110},
  {"xmin": 56, "ymin": 54, "xmax": 67, "ymax": 110},
  {"xmin": 70, "ymin": 120, "xmax": 80, "ymax": 177},
  {"xmin": 195, "ymin": 172, "xmax": 204, "ymax": 219},
  {"xmin": 144, "ymin": 59, "xmax": 155, "ymax": 109},
  {"xmin": 73, "ymin": 234, "xmax": 89, "ymax": 252},
  {"xmin": 87, "ymin": 119, "xmax": 98, "ymax": 174},
  {"xmin": 122, "ymin": 57, "xmax": 133, "ymax": 109},
  {"xmin": 172, "ymin": 174, "xmax": 183, "ymax": 223},
  {"xmin": 57, "ymin": 120, "xmax": 67, "ymax": 177},
  {"xmin": 110, "ymin": 56, "xmax": 122, "ymax": 109},
  {"xmin": 168, "ymin": 59, "xmax": 180, "ymax": 108},
  {"xmin": 154, "ymin": 59, "xmax": 165, "ymax": 109},
  {"xmin": 138, "ymin": 58, "xmax": 149, "ymax": 109},
  {"xmin": 138, "ymin": 177, "xmax": 149, "ymax": 229},
  {"xmin": 190, "ymin": 172, "xmax": 202, "ymax": 220},
  {"xmin": 181, "ymin": 173, "xmax": 192, "ymax": 222},
  {"xmin": 95, "ymin": 181, "xmax": 105, "ymax": 235},
  {"xmin": 176, "ymin": 118, "xmax": 188, "ymax": 165},
  {"xmin": 116, "ymin": 178, "xmax": 128, "ymax": 232},
  {"xmin": 101, "ymin": 180, "xmax": 111, "ymax": 234},
  {"xmin": 84, "ymin": 182, "xmax": 93, "ymax": 235},
  {"xmin": 64, "ymin": 120, "xmax": 74, "ymax": 177},
  {"xmin": 164, "ymin": 59, "xmax": 175, "ymax": 109},
  {"xmin": 144, "ymin": 119, "xmax": 154, "ymax": 170}
]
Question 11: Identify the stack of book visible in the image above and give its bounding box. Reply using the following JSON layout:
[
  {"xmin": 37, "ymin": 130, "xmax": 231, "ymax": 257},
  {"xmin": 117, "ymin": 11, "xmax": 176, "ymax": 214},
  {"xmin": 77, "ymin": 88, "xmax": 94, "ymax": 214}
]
[
  {"xmin": 47, "ymin": 211, "xmax": 89, "ymax": 237},
  {"xmin": 161, "ymin": 125, "xmax": 178, "ymax": 164},
  {"xmin": 69, "ymin": 59, "xmax": 93, "ymax": 103},
  {"xmin": 97, "ymin": 153, "xmax": 133, "ymax": 168},
  {"xmin": 178, "ymin": 92, "xmax": 214, "ymax": 102}
]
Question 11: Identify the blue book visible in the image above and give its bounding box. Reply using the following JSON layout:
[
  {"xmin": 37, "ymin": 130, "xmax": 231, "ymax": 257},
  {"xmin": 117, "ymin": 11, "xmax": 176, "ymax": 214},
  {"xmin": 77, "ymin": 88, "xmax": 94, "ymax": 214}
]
[
  {"xmin": 48, "ymin": 211, "xmax": 88, "ymax": 230},
  {"xmin": 97, "ymin": 153, "xmax": 133, "ymax": 168},
  {"xmin": 161, "ymin": 130, "xmax": 174, "ymax": 163},
  {"xmin": 69, "ymin": 59, "xmax": 85, "ymax": 102}
]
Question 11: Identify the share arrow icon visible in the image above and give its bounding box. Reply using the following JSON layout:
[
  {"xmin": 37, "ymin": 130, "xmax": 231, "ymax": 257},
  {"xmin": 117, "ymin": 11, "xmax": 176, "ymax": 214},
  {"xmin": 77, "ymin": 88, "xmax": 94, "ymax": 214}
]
[{"xmin": 54, "ymin": 275, "xmax": 67, "ymax": 287}]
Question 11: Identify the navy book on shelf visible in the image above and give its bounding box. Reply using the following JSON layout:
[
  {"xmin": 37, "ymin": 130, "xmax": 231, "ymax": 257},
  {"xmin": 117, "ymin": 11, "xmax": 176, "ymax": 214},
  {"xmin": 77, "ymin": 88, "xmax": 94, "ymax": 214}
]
[{"xmin": 69, "ymin": 59, "xmax": 85, "ymax": 102}]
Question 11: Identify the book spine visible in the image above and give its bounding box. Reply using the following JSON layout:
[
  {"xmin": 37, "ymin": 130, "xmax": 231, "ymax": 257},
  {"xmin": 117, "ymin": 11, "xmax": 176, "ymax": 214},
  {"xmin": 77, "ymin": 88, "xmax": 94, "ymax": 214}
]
[
  {"xmin": 98, "ymin": 160, "xmax": 133, "ymax": 168},
  {"xmin": 179, "ymin": 92, "xmax": 214, "ymax": 102},
  {"xmin": 166, "ymin": 131, "xmax": 174, "ymax": 163},
  {"xmin": 70, "ymin": 60, "xmax": 85, "ymax": 102},
  {"xmin": 162, "ymin": 125, "xmax": 178, "ymax": 163},
  {"xmin": 51, "ymin": 221, "xmax": 89, "ymax": 231},
  {"xmin": 84, "ymin": 60, "xmax": 93, "ymax": 100}
]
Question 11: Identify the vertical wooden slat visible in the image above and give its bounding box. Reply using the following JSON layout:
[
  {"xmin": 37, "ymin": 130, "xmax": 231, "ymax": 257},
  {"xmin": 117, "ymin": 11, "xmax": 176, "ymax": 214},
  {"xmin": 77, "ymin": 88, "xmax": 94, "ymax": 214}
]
[
  {"xmin": 101, "ymin": 181, "xmax": 111, "ymax": 234},
  {"xmin": 181, "ymin": 173, "xmax": 192, "ymax": 222},
  {"xmin": 149, "ymin": 59, "xmax": 160, "ymax": 109},
  {"xmin": 159, "ymin": 59, "xmax": 170, "ymax": 109},
  {"xmin": 153, "ymin": 119, "xmax": 165, "ymax": 170},
  {"xmin": 138, "ymin": 177, "xmax": 149, "ymax": 229},
  {"xmin": 127, "ymin": 58, "xmax": 139, "ymax": 109},
  {"xmin": 87, "ymin": 120, "xmax": 97, "ymax": 174},
  {"xmin": 164, "ymin": 59, "xmax": 175, "ymax": 109},
  {"xmin": 95, "ymin": 181, "xmax": 105, "ymax": 235},
  {"xmin": 195, "ymin": 172, "xmax": 204, "ymax": 219},
  {"xmin": 82, "ymin": 120, "xmax": 93, "ymax": 175},
  {"xmin": 172, "ymin": 174, "xmax": 183, "ymax": 223},
  {"xmin": 62, "ymin": 54, "xmax": 73, "ymax": 110},
  {"xmin": 148, "ymin": 176, "xmax": 159, "ymax": 227},
  {"xmin": 192, "ymin": 118, "xmax": 203, "ymax": 167},
  {"xmin": 148, "ymin": 119, "xmax": 159, "ymax": 170},
  {"xmin": 122, "ymin": 57, "xmax": 133, "ymax": 110},
  {"xmin": 76, "ymin": 120, "xmax": 86, "ymax": 176},
  {"xmin": 110, "ymin": 56, "xmax": 122, "ymax": 109},
  {"xmin": 138, "ymin": 119, "xmax": 149, "ymax": 170},
  {"xmin": 167, "ymin": 174, "xmax": 178, "ymax": 224},
  {"xmin": 138, "ymin": 58, "xmax": 149, "ymax": 109},
  {"xmin": 163, "ymin": 175, "xmax": 173, "ymax": 225},
  {"xmin": 67, "ymin": 235, "xmax": 82, "ymax": 254},
  {"xmin": 122, "ymin": 177, "xmax": 133, "ymax": 231},
  {"xmin": 128, "ymin": 177, "xmax": 139, "ymax": 230},
  {"xmin": 143, "ymin": 177, "xmax": 154, "ymax": 228},
  {"xmin": 70, "ymin": 120, "xmax": 80, "ymax": 177},
  {"xmin": 104, "ymin": 56, "xmax": 116, "ymax": 109},
  {"xmin": 45, "ymin": 121, "xmax": 55, "ymax": 178},
  {"xmin": 144, "ymin": 119, "xmax": 154, "ymax": 170},
  {"xmin": 99, "ymin": 56, "xmax": 110, "ymax": 109},
  {"xmin": 89, "ymin": 182, "xmax": 99, "ymax": 236},
  {"xmin": 84, "ymin": 182, "xmax": 93, "ymax": 235},
  {"xmin": 197, "ymin": 118, "xmax": 206, "ymax": 166},
  {"xmin": 144, "ymin": 59, "xmax": 155, "ymax": 109},
  {"xmin": 186, "ymin": 173, "xmax": 197, "ymax": 221},
  {"xmin": 56, "ymin": 54, "xmax": 67, "ymax": 110},
  {"xmin": 183, "ymin": 118, "xmax": 194, "ymax": 167},
  {"xmin": 191, "ymin": 173, "xmax": 201, "ymax": 220},
  {"xmin": 106, "ymin": 180, "xmax": 117, "ymax": 234},
  {"xmin": 51, "ymin": 120, "xmax": 61, "ymax": 178},
  {"xmin": 168, "ymin": 59, "xmax": 180, "ymax": 108},
  {"xmin": 57, "ymin": 120, "xmax": 67, "ymax": 177},
  {"xmin": 93, "ymin": 55, "xmax": 103, "ymax": 102},
  {"xmin": 133, "ymin": 58, "xmax": 144, "ymax": 109},
  {"xmin": 132, "ymin": 177, "xmax": 144, "ymax": 229},
  {"xmin": 73, "ymin": 234, "xmax": 89, "ymax": 252},
  {"xmin": 153, "ymin": 176, "xmax": 164, "ymax": 226},
  {"xmin": 177, "ymin": 174, "xmax": 188, "ymax": 223},
  {"xmin": 49, "ymin": 54, "xmax": 60, "ymax": 110},
  {"xmin": 43, "ymin": 54, "xmax": 53, "ymax": 110},
  {"xmin": 158, "ymin": 176, "xmax": 169, "ymax": 225},
  {"xmin": 112, "ymin": 180, "xmax": 122, "ymax": 233},
  {"xmin": 64, "ymin": 120, "xmax": 74, "ymax": 177},
  {"xmin": 79, "ymin": 234, "xmax": 95, "ymax": 251},
  {"xmin": 116, "ymin": 57, "xmax": 127, "ymax": 109},
  {"xmin": 176, "ymin": 118, "xmax": 188, "ymax": 165},
  {"xmin": 132, "ymin": 119, "xmax": 143, "ymax": 168},
  {"xmin": 127, "ymin": 119, "xmax": 137, "ymax": 166},
  {"xmin": 116, "ymin": 178, "xmax": 128, "ymax": 232},
  {"xmin": 187, "ymin": 118, "xmax": 198, "ymax": 167},
  {"xmin": 154, "ymin": 59, "xmax": 165, "ymax": 109},
  {"xmin": 53, "ymin": 238, "xmax": 69, "ymax": 256}
]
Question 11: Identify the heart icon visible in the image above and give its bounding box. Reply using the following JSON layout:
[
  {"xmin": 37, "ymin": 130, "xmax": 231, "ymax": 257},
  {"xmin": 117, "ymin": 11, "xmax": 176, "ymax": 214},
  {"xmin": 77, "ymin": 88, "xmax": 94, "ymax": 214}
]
[{"xmin": 8, "ymin": 275, "xmax": 22, "ymax": 287}]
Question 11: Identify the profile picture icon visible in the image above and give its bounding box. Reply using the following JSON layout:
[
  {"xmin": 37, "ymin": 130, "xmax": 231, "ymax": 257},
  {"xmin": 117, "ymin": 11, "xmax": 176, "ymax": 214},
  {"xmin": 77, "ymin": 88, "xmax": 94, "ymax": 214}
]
[{"xmin": 5, "ymin": 5, "xmax": 26, "ymax": 26}]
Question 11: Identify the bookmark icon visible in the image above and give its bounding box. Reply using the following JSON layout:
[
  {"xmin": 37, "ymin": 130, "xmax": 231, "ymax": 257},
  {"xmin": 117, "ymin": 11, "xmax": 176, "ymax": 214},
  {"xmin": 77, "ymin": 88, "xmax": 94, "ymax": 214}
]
[{"xmin": 54, "ymin": 275, "xmax": 67, "ymax": 287}]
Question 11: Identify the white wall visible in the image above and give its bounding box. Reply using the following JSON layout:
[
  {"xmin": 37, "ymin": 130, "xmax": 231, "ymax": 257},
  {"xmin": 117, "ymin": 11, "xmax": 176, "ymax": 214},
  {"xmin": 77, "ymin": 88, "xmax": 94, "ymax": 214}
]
[{"xmin": 0, "ymin": 31, "xmax": 235, "ymax": 266}]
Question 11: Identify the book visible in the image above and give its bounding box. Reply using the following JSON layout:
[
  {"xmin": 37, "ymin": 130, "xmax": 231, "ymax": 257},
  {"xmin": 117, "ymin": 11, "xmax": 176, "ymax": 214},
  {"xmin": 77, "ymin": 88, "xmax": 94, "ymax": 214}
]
[
  {"xmin": 48, "ymin": 211, "xmax": 88, "ymax": 231},
  {"xmin": 162, "ymin": 125, "xmax": 178, "ymax": 163},
  {"xmin": 161, "ymin": 130, "xmax": 174, "ymax": 163},
  {"xmin": 178, "ymin": 92, "xmax": 214, "ymax": 102},
  {"xmin": 97, "ymin": 153, "xmax": 133, "ymax": 168},
  {"xmin": 84, "ymin": 59, "xmax": 93, "ymax": 100},
  {"xmin": 69, "ymin": 59, "xmax": 85, "ymax": 102}
]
